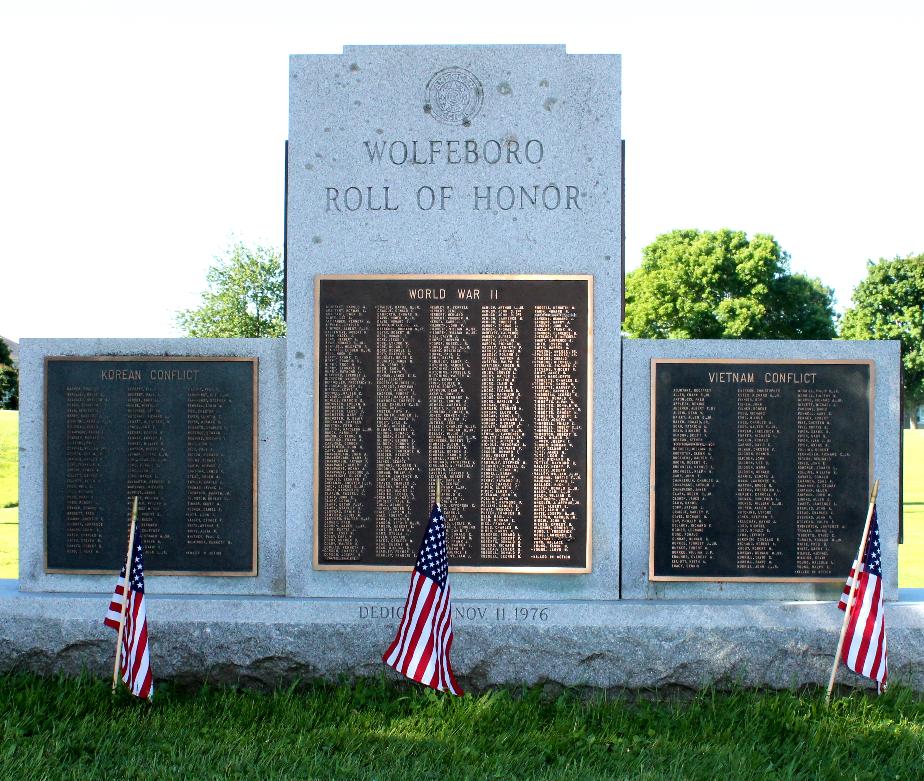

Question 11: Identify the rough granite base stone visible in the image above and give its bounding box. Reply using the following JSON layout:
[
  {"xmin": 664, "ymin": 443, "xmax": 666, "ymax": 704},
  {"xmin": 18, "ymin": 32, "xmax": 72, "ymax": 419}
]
[{"xmin": 1, "ymin": 582, "xmax": 921, "ymax": 692}]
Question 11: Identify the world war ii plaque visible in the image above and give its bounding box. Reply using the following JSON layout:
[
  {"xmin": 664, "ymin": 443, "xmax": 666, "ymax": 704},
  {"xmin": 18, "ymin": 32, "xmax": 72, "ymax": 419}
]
[
  {"xmin": 650, "ymin": 359, "xmax": 872, "ymax": 581},
  {"xmin": 315, "ymin": 275, "xmax": 591, "ymax": 572},
  {"xmin": 45, "ymin": 357, "xmax": 257, "ymax": 574}
]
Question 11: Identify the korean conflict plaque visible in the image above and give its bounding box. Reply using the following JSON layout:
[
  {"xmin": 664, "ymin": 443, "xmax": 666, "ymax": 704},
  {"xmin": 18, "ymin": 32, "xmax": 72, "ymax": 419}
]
[
  {"xmin": 315, "ymin": 275, "xmax": 591, "ymax": 572},
  {"xmin": 45, "ymin": 357, "xmax": 257, "ymax": 574},
  {"xmin": 650, "ymin": 359, "xmax": 872, "ymax": 581}
]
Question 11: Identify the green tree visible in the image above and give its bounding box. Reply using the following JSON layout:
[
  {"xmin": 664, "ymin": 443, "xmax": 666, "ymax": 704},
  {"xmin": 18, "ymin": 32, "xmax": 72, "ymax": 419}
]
[
  {"xmin": 624, "ymin": 229, "xmax": 836, "ymax": 340},
  {"xmin": 177, "ymin": 243, "xmax": 286, "ymax": 338},
  {"xmin": 0, "ymin": 340, "xmax": 17, "ymax": 410},
  {"xmin": 840, "ymin": 254, "xmax": 924, "ymax": 426}
]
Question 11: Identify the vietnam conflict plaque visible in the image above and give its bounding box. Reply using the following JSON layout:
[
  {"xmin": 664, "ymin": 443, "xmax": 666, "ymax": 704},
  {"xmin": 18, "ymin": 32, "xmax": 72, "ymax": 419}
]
[
  {"xmin": 315, "ymin": 275, "xmax": 591, "ymax": 572},
  {"xmin": 45, "ymin": 357, "xmax": 257, "ymax": 574},
  {"xmin": 650, "ymin": 359, "xmax": 872, "ymax": 581}
]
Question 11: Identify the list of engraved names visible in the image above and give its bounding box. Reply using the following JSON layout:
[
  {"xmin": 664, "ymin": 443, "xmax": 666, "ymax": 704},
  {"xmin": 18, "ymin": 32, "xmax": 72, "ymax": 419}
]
[
  {"xmin": 45, "ymin": 358, "xmax": 256, "ymax": 573},
  {"xmin": 316, "ymin": 276, "xmax": 590, "ymax": 571},
  {"xmin": 652, "ymin": 361, "xmax": 871, "ymax": 580}
]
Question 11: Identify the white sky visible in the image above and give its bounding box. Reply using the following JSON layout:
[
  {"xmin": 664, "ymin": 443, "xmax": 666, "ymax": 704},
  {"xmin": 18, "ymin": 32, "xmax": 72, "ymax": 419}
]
[{"xmin": 1, "ymin": 1, "xmax": 922, "ymax": 342}]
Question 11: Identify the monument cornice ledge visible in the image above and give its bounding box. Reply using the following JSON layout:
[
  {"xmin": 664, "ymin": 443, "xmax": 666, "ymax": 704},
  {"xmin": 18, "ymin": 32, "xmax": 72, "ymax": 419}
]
[{"xmin": 3, "ymin": 593, "xmax": 924, "ymax": 622}]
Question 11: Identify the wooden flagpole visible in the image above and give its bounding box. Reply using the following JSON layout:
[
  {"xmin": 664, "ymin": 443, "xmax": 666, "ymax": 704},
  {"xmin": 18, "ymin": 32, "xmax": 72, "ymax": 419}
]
[
  {"xmin": 825, "ymin": 479, "xmax": 879, "ymax": 705},
  {"xmin": 436, "ymin": 478, "xmax": 441, "ymax": 507},
  {"xmin": 112, "ymin": 496, "xmax": 139, "ymax": 694}
]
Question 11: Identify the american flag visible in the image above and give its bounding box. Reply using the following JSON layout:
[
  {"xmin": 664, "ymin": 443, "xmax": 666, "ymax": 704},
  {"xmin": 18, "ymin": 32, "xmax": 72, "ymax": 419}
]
[
  {"xmin": 838, "ymin": 506, "xmax": 888, "ymax": 692},
  {"xmin": 382, "ymin": 503, "xmax": 463, "ymax": 695},
  {"xmin": 104, "ymin": 526, "xmax": 154, "ymax": 700}
]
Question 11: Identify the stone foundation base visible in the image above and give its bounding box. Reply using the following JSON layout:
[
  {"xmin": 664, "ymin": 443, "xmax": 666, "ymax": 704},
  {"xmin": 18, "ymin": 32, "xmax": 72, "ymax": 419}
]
[{"xmin": 1, "ymin": 582, "xmax": 921, "ymax": 692}]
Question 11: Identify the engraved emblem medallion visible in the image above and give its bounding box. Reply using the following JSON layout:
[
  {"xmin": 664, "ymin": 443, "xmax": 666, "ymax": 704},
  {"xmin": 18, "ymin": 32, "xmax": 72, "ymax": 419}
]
[{"xmin": 425, "ymin": 67, "xmax": 484, "ymax": 126}]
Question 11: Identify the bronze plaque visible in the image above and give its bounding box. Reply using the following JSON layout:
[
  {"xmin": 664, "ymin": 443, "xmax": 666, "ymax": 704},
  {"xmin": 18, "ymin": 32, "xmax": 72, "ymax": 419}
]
[
  {"xmin": 314, "ymin": 274, "xmax": 592, "ymax": 572},
  {"xmin": 650, "ymin": 359, "xmax": 873, "ymax": 582},
  {"xmin": 45, "ymin": 356, "xmax": 258, "ymax": 575}
]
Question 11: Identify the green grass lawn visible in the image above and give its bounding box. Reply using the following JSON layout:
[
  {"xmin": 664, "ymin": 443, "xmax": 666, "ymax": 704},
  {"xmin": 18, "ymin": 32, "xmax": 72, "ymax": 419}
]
[
  {"xmin": 0, "ymin": 675, "xmax": 922, "ymax": 780},
  {"xmin": 0, "ymin": 513, "xmax": 16, "ymax": 578},
  {"xmin": 899, "ymin": 430, "xmax": 924, "ymax": 586},
  {"xmin": 0, "ymin": 410, "xmax": 16, "ymax": 507},
  {"xmin": 0, "ymin": 410, "xmax": 17, "ymax": 579}
]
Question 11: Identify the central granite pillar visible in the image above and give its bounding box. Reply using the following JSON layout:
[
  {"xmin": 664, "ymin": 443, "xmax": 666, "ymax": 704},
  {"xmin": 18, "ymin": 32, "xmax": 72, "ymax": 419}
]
[{"xmin": 284, "ymin": 45, "xmax": 623, "ymax": 602}]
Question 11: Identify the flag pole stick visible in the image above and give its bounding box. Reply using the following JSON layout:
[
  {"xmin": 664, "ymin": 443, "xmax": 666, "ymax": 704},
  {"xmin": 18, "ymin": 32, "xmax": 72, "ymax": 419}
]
[
  {"xmin": 436, "ymin": 477, "xmax": 441, "ymax": 507},
  {"xmin": 112, "ymin": 496, "xmax": 139, "ymax": 694},
  {"xmin": 825, "ymin": 479, "xmax": 879, "ymax": 706}
]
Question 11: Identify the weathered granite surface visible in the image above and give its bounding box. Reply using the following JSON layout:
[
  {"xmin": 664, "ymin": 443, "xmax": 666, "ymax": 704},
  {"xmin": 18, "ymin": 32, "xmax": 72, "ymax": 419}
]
[
  {"xmin": 17, "ymin": 338, "xmax": 286, "ymax": 596},
  {"xmin": 2, "ymin": 582, "xmax": 921, "ymax": 692},
  {"xmin": 286, "ymin": 45, "xmax": 623, "ymax": 600},
  {"xmin": 621, "ymin": 339, "xmax": 902, "ymax": 601}
]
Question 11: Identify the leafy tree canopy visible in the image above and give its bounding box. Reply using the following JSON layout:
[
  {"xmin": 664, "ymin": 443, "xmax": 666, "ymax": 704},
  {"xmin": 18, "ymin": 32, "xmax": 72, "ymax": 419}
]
[
  {"xmin": 0, "ymin": 340, "xmax": 15, "ymax": 410},
  {"xmin": 0, "ymin": 367, "xmax": 17, "ymax": 410},
  {"xmin": 176, "ymin": 243, "xmax": 285, "ymax": 338},
  {"xmin": 840, "ymin": 254, "xmax": 924, "ymax": 407},
  {"xmin": 624, "ymin": 229, "xmax": 836, "ymax": 340}
]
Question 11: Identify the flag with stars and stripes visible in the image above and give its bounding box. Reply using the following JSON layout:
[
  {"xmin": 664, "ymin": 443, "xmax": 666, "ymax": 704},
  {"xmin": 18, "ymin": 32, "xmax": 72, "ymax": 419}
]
[
  {"xmin": 104, "ymin": 526, "xmax": 154, "ymax": 701},
  {"xmin": 382, "ymin": 503, "xmax": 462, "ymax": 695},
  {"xmin": 838, "ymin": 505, "xmax": 888, "ymax": 692}
]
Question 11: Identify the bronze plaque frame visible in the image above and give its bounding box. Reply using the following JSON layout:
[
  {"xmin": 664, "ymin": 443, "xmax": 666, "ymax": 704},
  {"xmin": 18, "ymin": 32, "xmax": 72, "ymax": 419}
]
[
  {"xmin": 312, "ymin": 273, "xmax": 593, "ymax": 574},
  {"xmin": 648, "ymin": 358, "xmax": 875, "ymax": 583},
  {"xmin": 43, "ymin": 355, "xmax": 259, "ymax": 576}
]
